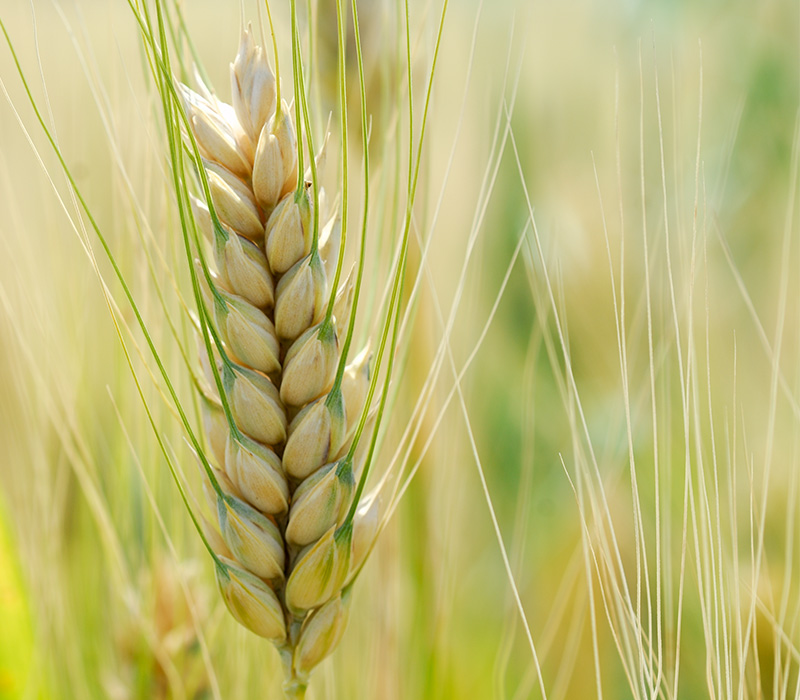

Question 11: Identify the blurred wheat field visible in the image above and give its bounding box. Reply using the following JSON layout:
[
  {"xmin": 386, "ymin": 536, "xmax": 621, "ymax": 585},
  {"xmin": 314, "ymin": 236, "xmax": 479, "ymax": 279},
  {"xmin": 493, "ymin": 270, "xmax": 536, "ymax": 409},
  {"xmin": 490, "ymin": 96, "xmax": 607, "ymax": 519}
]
[{"xmin": 2, "ymin": 0, "xmax": 800, "ymax": 698}]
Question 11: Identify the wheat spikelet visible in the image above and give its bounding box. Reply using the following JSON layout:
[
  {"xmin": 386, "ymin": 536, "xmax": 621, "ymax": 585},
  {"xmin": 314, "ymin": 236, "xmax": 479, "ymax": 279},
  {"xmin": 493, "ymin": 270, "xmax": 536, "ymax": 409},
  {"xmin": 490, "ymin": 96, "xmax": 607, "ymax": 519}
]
[{"xmin": 179, "ymin": 25, "xmax": 383, "ymax": 698}]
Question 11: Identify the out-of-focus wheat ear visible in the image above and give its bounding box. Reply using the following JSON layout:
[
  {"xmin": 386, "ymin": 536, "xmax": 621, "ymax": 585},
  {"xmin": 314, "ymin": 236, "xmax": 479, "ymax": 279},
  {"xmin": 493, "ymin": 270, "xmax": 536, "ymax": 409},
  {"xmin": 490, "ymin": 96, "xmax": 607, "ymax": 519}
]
[
  {"xmin": 293, "ymin": 589, "xmax": 351, "ymax": 676},
  {"xmin": 265, "ymin": 187, "xmax": 313, "ymax": 275},
  {"xmin": 228, "ymin": 364, "xmax": 287, "ymax": 446},
  {"xmin": 216, "ymin": 494, "xmax": 285, "ymax": 581},
  {"xmin": 215, "ymin": 559, "xmax": 286, "ymax": 640},
  {"xmin": 252, "ymin": 101, "xmax": 298, "ymax": 211},
  {"xmin": 224, "ymin": 432, "xmax": 289, "ymax": 515},
  {"xmin": 283, "ymin": 392, "xmax": 347, "ymax": 480},
  {"xmin": 280, "ymin": 321, "xmax": 339, "ymax": 407},
  {"xmin": 179, "ymin": 84, "xmax": 252, "ymax": 179},
  {"xmin": 284, "ymin": 523, "xmax": 352, "ymax": 615},
  {"xmin": 284, "ymin": 460, "xmax": 354, "ymax": 547},
  {"xmin": 204, "ymin": 160, "xmax": 264, "ymax": 241},
  {"xmin": 275, "ymin": 251, "xmax": 328, "ymax": 341},
  {"xmin": 216, "ymin": 226, "xmax": 275, "ymax": 309},
  {"xmin": 231, "ymin": 25, "xmax": 276, "ymax": 149}
]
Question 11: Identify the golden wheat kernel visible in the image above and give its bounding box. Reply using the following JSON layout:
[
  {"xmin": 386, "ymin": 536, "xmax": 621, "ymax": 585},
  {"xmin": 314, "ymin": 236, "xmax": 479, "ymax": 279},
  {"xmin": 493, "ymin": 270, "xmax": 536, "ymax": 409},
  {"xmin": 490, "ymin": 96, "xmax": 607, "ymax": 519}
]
[
  {"xmin": 214, "ymin": 97, "xmax": 256, "ymax": 164},
  {"xmin": 252, "ymin": 131, "xmax": 283, "ymax": 211},
  {"xmin": 204, "ymin": 161, "xmax": 264, "ymax": 241},
  {"xmin": 231, "ymin": 26, "xmax": 276, "ymax": 147},
  {"xmin": 229, "ymin": 365, "xmax": 286, "ymax": 445},
  {"xmin": 215, "ymin": 291, "xmax": 281, "ymax": 374},
  {"xmin": 215, "ymin": 558, "xmax": 286, "ymax": 640},
  {"xmin": 272, "ymin": 103, "xmax": 299, "ymax": 198},
  {"xmin": 294, "ymin": 590, "xmax": 350, "ymax": 675},
  {"xmin": 252, "ymin": 101, "xmax": 297, "ymax": 210},
  {"xmin": 220, "ymin": 229, "xmax": 274, "ymax": 309},
  {"xmin": 283, "ymin": 393, "xmax": 347, "ymax": 480},
  {"xmin": 348, "ymin": 492, "xmax": 380, "ymax": 581},
  {"xmin": 265, "ymin": 189, "xmax": 313, "ymax": 275},
  {"xmin": 225, "ymin": 433, "xmax": 288, "ymax": 515},
  {"xmin": 180, "ymin": 84, "xmax": 252, "ymax": 178},
  {"xmin": 217, "ymin": 494, "xmax": 285, "ymax": 581},
  {"xmin": 280, "ymin": 322, "xmax": 339, "ymax": 407},
  {"xmin": 275, "ymin": 252, "xmax": 328, "ymax": 341},
  {"xmin": 285, "ymin": 460, "xmax": 355, "ymax": 547},
  {"xmin": 285, "ymin": 524, "xmax": 352, "ymax": 614}
]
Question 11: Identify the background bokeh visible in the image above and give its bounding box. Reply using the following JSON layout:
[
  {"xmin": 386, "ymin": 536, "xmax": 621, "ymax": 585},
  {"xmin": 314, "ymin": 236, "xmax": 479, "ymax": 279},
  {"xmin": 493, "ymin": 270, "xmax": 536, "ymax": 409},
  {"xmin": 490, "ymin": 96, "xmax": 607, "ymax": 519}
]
[{"xmin": 2, "ymin": 0, "xmax": 799, "ymax": 698}]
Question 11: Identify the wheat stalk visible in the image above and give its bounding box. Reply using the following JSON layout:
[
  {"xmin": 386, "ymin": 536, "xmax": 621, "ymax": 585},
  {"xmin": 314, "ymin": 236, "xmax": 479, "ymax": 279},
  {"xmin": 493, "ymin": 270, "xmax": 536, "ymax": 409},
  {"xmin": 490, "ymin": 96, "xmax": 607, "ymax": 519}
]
[{"xmin": 175, "ymin": 21, "xmax": 384, "ymax": 699}]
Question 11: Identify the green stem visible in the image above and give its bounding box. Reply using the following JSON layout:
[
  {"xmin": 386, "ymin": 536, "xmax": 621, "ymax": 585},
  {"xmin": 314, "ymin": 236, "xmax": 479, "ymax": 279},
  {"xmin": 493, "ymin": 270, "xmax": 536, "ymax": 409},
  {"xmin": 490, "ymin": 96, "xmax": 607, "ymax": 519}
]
[{"xmin": 278, "ymin": 638, "xmax": 308, "ymax": 700}]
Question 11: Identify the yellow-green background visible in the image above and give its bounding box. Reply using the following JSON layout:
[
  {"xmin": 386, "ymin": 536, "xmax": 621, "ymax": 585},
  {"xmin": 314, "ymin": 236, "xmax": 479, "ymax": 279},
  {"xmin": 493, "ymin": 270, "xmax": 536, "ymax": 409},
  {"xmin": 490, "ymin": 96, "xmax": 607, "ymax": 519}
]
[{"xmin": 1, "ymin": 0, "xmax": 799, "ymax": 698}]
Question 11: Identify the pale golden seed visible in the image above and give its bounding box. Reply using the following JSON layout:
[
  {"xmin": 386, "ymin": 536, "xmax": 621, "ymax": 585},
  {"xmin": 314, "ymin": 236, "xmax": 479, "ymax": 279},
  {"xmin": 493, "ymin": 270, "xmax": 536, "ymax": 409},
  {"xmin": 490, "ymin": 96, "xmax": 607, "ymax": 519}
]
[
  {"xmin": 217, "ymin": 494, "xmax": 285, "ymax": 581},
  {"xmin": 294, "ymin": 591, "xmax": 350, "ymax": 675},
  {"xmin": 215, "ymin": 559, "xmax": 286, "ymax": 640},
  {"xmin": 252, "ymin": 131, "xmax": 283, "ymax": 212},
  {"xmin": 284, "ymin": 525, "xmax": 352, "ymax": 614},
  {"xmin": 205, "ymin": 161, "xmax": 264, "ymax": 241},
  {"xmin": 252, "ymin": 102, "xmax": 297, "ymax": 210},
  {"xmin": 215, "ymin": 291, "xmax": 281, "ymax": 374},
  {"xmin": 275, "ymin": 252, "xmax": 328, "ymax": 341},
  {"xmin": 215, "ymin": 98, "xmax": 255, "ymax": 164},
  {"xmin": 229, "ymin": 365, "xmax": 287, "ymax": 446},
  {"xmin": 220, "ymin": 229, "xmax": 275, "ymax": 309},
  {"xmin": 230, "ymin": 25, "xmax": 276, "ymax": 147},
  {"xmin": 280, "ymin": 322, "xmax": 339, "ymax": 407},
  {"xmin": 272, "ymin": 104, "xmax": 299, "ymax": 199},
  {"xmin": 180, "ymin": 84, "xmax": 252, "ymax": 178},
  {"xmin": 282, "ymin": 394, "xmax": 347, "ymax": 480},
  {"xmin": 265, "ymin": 189, "xmax": 313, "ymax": 275},
  {"xmin": 224, "ymin": 433, "xmax": 289, "ymax": 515},
  {"xmin": 285, "ymin": 461, "xmax": 354, "ymax": 547}
]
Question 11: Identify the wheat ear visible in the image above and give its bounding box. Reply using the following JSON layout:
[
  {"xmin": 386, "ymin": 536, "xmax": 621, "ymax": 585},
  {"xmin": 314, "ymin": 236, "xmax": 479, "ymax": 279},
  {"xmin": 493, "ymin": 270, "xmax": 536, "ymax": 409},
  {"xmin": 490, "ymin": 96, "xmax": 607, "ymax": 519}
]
[{"xmin": 179, "ymin": 25, "xmax": 382, "ymax": 699}]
